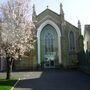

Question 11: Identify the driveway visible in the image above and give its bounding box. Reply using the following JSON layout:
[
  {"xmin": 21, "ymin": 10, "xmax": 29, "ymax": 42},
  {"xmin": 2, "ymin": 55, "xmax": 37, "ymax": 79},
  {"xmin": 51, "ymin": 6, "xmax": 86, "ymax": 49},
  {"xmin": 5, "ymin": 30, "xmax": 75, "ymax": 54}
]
[{"xmin": 13, "ymin": 70, "xmax": 90, "ymax": 90}]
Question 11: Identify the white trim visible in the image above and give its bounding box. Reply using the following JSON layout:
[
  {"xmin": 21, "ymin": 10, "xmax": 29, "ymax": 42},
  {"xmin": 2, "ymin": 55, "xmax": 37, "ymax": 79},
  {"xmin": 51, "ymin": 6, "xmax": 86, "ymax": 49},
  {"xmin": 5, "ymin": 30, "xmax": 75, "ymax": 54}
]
[
  {"xmin": 37, "ymin": 20, "xmax": 61, "ymax": 64},
  {"xmin": 37, "ymin": 15, "xmax": 60, "ymax": 25}
]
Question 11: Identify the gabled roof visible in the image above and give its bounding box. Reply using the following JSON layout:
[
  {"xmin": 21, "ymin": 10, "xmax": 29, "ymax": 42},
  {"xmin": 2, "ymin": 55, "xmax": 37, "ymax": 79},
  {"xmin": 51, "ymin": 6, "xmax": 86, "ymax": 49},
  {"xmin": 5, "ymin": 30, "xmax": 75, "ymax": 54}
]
[
  {"xmin": 36, "ymin": 8, "xmax": 79, "ymax": 30},
  {"xmin": 36, "ymin": 9, "xmax": 60, "ymax": 22}
]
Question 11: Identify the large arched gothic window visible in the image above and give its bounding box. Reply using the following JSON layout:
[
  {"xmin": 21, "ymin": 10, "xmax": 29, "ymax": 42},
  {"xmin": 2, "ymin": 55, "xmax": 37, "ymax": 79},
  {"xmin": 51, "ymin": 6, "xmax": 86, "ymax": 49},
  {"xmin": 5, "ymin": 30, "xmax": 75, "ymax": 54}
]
[
  {"xmin": 69, "ymin": 31, "xmax": 75, "ymax": 50},
  {"xmin": 44, "ymin": 32, "xmax": 53, "ymax": 54}
]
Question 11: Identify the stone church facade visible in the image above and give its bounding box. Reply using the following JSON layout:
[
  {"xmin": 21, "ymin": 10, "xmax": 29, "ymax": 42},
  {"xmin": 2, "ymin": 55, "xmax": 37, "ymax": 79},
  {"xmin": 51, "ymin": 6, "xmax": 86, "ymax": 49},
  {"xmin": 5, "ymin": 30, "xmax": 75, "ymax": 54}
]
[
  {"xmin": 31, "ymin": 4, "xmax": 83, "ymax": 69},
  {"xmin": 0, "ymin": 4, "xmax": 83, "ymax": 71}
]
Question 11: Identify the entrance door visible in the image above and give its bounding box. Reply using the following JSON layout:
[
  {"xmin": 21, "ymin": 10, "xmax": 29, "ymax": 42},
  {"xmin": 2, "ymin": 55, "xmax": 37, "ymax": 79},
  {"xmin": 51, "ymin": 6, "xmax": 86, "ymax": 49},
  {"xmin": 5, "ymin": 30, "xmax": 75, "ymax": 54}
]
[
  {"xmin": 44, "ymin": 59, "xmax": 55, "ymax": 68},
  {"xmin": 44, "ymin": 52, "xmax": 56, "ymax": 68},
  {"xmin": 40, "ymin": 24, "xmax": 58, "ymax": 68}
]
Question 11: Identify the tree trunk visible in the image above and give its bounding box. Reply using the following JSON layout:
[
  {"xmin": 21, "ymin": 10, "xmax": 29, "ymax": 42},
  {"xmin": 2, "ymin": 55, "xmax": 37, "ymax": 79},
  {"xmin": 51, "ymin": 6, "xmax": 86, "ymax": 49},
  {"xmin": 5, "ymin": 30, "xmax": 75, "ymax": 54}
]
[
  {"xmin": 6, "ymin": 65, "xmax": 11, "ymax": 80},
  {"xmin": 6, "ymin": 56, "xmax": 12, "ymax": 80}
]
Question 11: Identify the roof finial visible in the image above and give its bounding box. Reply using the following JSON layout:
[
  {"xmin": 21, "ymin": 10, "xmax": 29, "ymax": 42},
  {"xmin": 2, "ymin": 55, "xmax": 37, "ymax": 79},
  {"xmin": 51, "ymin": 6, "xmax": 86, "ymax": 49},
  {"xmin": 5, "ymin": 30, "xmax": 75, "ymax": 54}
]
[
  {"xmin": 47, "ymin": 5, "xmax": 49, "ymax": 9},
  {"xmin": 78, "ymin": 20, "xmax": 81, "ymax": 30},
  {"xmin": 60, "ymin": 3, "xmax": 64, "ymax": 15},
  {"xmin": 60, "ymin": 3, "xmax": 64, "ymax": 25},
  {"xmin": 32, "ymin": 4, "xmax": 36, "ymax": 22},
  {"xmin": 33, "ymin": 4, "xmax": 36, "ymax": 14},
  {"xmin": 78, "ymin": 20, "xmax": 81, "ymax": 34}
]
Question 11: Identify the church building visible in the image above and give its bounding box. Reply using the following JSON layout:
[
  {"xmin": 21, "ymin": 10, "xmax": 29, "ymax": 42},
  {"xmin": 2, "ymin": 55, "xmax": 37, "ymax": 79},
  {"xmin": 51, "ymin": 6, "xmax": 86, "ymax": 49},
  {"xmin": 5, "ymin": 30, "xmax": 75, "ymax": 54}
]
[{"xmin": 31, "ymin": 3, "xmax": 83, "ymax": 69}]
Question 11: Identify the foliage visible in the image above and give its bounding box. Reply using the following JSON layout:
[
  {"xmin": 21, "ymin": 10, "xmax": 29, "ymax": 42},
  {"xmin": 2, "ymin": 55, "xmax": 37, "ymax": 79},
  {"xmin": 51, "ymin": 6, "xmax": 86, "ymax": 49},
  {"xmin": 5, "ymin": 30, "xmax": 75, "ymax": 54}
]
[
  {"xmin": 1, "ymin": 0, "xmax": 36, "ymax": 56},
  {"xmin": 0, "ymin": 0, "xmax": 36, "ymax": 79},
  {"xmin": 77, "ymin": 50, "xmax": 86, "ymax": 65}
]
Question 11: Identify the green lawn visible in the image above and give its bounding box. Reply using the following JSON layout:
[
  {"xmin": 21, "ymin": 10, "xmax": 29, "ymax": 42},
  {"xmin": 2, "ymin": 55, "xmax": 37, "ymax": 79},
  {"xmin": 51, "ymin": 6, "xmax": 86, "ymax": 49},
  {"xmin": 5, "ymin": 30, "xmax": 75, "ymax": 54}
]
[{"xmin": 0, "ymin": 79, "xmax": 17, "ymax": 90}]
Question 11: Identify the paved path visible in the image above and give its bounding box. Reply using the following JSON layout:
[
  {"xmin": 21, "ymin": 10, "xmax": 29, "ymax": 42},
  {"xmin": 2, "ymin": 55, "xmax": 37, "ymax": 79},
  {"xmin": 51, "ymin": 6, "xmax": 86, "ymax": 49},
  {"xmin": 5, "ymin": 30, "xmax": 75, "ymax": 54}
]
[{"xmin": 13, "ymin": 70, "xmax": 90, "ymax": 90}]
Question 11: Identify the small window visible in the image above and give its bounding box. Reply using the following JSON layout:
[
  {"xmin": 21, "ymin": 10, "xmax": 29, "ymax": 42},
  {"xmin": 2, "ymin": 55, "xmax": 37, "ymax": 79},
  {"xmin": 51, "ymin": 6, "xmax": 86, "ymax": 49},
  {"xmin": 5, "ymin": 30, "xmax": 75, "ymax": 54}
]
[{"xmin": 69, "ymin": 31, "xmax": 75, "ymax": 51}]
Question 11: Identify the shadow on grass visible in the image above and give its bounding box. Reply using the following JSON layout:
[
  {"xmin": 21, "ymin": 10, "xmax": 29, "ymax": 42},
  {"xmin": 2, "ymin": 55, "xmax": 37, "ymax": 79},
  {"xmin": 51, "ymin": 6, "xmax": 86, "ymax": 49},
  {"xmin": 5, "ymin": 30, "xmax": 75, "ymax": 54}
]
[{"xmin": 0, "ymin": 79, "xmax": 17, "ymax": 86}]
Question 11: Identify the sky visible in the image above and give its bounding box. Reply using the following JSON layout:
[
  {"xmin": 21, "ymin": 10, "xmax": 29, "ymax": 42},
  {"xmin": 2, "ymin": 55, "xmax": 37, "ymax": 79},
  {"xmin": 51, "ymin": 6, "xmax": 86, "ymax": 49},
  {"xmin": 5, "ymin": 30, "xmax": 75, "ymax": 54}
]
[{"xmin": 0, "ymin": 0, "xmax": 90, "ymax": 35}]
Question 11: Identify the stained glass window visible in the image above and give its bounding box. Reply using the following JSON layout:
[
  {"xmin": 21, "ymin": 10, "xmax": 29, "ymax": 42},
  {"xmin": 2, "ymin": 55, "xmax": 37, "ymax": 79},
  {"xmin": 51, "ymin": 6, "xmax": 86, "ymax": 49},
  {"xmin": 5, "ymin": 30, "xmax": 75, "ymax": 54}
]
[{"xmin": 45, "ymin": 32, "xmax": 53, "ymax": 54}]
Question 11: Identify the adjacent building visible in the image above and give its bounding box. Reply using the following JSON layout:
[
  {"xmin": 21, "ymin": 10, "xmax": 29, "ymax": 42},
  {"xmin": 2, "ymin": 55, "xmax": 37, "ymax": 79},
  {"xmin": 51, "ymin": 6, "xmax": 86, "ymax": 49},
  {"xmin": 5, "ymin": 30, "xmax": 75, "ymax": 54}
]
[{"xmin": 84, "ymin": 25, "xmax": 90, "ymax": 52}]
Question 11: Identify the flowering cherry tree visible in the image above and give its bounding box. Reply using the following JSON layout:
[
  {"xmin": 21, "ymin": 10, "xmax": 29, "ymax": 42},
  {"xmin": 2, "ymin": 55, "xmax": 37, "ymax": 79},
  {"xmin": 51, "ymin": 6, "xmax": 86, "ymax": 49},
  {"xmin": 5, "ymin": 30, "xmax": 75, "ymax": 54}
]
[{"xmin": 0, "ymin": 0, "xmax": 36, "ymax": 80}]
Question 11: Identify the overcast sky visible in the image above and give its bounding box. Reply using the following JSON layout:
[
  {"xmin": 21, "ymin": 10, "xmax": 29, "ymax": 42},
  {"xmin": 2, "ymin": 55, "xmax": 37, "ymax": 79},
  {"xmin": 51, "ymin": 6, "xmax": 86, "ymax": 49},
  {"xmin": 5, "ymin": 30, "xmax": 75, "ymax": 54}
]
[{"xmin": 0, "ymin": 0, "xmax": 90, "ymax": 35}]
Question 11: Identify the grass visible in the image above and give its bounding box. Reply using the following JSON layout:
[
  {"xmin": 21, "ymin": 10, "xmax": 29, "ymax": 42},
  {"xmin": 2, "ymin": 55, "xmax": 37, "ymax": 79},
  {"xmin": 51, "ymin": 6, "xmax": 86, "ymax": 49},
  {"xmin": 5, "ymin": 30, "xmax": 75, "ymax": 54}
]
[{"xmin": 0, "ymin": 79, "xmax": 17, "ymax": 90}]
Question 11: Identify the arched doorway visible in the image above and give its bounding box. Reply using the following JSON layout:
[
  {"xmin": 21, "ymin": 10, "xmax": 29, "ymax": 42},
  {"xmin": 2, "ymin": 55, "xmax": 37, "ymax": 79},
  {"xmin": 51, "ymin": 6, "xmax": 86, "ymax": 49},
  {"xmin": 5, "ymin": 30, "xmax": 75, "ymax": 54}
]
[
  {"xmin": 40, "ymin": 24, "xmax": 58, "ymax": 68},
  {"xmin": 37, "ymin": 20, "xmax": 61, "ymax": 68}
]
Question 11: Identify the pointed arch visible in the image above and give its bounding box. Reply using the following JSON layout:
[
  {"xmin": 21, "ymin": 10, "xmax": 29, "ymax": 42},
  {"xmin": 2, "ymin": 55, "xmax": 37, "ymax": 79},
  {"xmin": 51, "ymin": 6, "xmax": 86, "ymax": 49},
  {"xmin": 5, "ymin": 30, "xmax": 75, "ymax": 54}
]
[{"xmin": 37, "ymin": 20, "xmax": 61, "ymax": 64}]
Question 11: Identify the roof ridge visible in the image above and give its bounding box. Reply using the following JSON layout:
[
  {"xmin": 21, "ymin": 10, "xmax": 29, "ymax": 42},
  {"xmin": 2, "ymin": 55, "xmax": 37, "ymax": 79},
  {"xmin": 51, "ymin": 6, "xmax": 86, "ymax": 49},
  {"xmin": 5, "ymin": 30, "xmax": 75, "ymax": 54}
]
[{"xmin": 37, "ymin": 8, "xmax": 59, "ymax": 17}]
